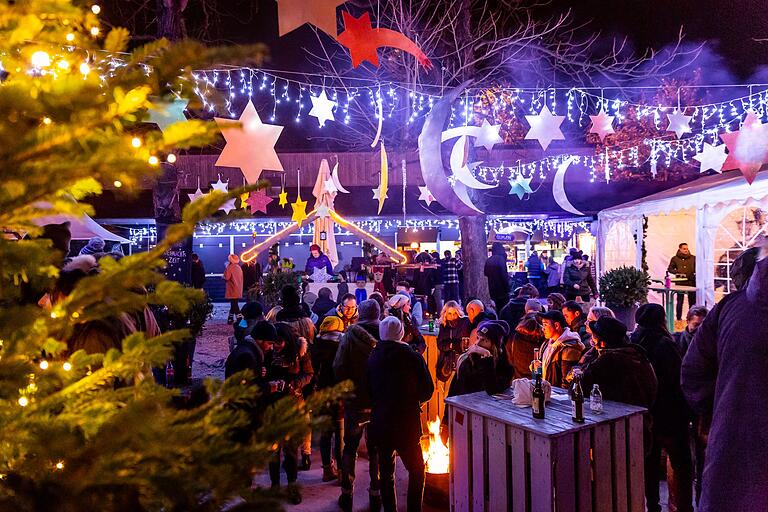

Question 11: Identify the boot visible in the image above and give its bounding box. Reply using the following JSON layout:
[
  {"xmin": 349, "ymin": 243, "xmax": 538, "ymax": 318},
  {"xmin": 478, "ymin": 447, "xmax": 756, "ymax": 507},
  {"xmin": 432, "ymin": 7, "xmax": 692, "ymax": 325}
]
[
  {"xmin": 227, "ymin": 314, "xmax": 234, "ymax": 325},
  {"xmin": 369, "ymin": 491, "xmax": 382, "ymax": 512},
  {"xmin": 299, "ymin": 453, "xmax": 311, "ymax": 471},
  {"xmin": 322, "ymin": 464, "xmax": 338, "ymax": 482},
  {"xmin": 338, "ymin": 492, "xmax": 352, "ymax": 512},
  {"xmin": 286, "ymin": 483, "xmax": 302, "ymax": 505}
]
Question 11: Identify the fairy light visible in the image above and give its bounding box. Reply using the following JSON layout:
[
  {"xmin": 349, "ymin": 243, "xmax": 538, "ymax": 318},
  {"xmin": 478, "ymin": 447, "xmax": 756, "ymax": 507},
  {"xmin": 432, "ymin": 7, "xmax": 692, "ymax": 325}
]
[
  {"xmin": 113, "ymin": 180, "xmax": 122, "ymax": 188},
  {"xmin": 79, "ymin": 62, "xmax": 90, "ymax": 76},
  {"xmin": 55, "ymin": 461, "xmax": 64, "ymax": 470},
  {"xmin": 166, "ymin": 153, "xmax": 177, "ymax": 163},
  {"xmin": 131, "ymin": 137, "xmax": 141, "ymax": 148},
  {"xmin": 62, "ymin": 362, "xmax": 72, "ymax": 371},
  {"xmin": 57, "ymin": 60, "xmax": 70, "ymax": 70},
  {"xmin": 31, "ymin": 51, "xmax": 51, "ymax": 68},
  {"xmin": 18, "ymin": 396, "xmax": 28, "ymax": 407},
  {"xmin": 65, "ymin": 33, "xmax": 75, "ymax": 42},
  {"xmin": 39, "ymin": 360, "xmax": 49, "ymax": 370},
  {"xmin": 148, "ymin": 155, "xmax": 159, "ymax": 165},
  {"xmin": 42, "ymin": 117, "xmax": 52, "ymax": 125},
  {"xmin": 90, "ymin": 26, "xmax": 100, "ymax": 37},
  {"xmin": 91, "ymin": 4, "xmax": 101, "ymax": 14}
]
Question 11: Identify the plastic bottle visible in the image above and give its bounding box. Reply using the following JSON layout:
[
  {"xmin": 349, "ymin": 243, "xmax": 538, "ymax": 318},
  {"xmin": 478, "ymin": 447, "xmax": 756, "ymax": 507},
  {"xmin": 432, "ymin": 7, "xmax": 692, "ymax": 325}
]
[
  {"xmin": 590, "ymin": 384, "xmax": 603, "ymax": 414},
  {"xmin": 664, "ymin": 271, "xmax": 672, "ymax": 289}
]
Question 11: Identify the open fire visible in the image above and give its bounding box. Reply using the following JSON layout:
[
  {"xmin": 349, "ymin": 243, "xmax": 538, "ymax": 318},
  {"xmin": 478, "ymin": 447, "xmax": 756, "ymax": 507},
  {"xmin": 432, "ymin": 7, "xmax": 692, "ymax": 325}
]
[{"xmin": 423, "ymin": 418, "xmax": 449, "ymax": 474}]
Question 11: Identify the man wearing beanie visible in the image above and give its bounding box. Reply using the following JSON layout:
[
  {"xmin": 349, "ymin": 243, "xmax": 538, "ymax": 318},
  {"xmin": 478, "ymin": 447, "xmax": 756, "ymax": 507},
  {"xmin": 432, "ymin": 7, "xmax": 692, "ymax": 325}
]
[
  {"xmin": 225, "ymin": 320, "xmax": 276, "ymax": 385},
  {"xmin": 367, "ymin": 316, "xmax": 434, "ymax": 512},
  {"xmin": 334, "ymin": 299, "xmax": 382, "ymax": 512}
]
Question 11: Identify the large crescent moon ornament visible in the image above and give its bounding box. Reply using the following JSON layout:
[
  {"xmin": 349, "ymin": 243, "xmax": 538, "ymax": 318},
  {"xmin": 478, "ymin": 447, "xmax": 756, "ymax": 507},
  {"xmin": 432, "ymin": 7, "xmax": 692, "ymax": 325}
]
[
  {"xmin": 449, "ymin": 136, "xmax": 495, "ymax": 190},
  {"xmin": 419, "ymin": 82, "xmax": 484, "ymax": 216},
  {"xmin": 552, "ymin": 156, "xmax": 584, "ymax": 215},
  {"xmin": 331, "ymin": 162, "xmax": 350, "ymax": 193}
]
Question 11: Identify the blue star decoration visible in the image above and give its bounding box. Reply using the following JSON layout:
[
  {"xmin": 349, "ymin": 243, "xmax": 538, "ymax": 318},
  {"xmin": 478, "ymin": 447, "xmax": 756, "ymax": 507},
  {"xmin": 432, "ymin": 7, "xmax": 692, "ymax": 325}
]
[
  {"xmin": 508, "ymin": 175, "xmax": 533, "ymax": 199},
  {"xmin": 148, "ymin": 97, "xmax": 189, "ymax": 133},
  {"xmin": 311, "ymin": 266, "xmax": 330, "ymax": 283}
]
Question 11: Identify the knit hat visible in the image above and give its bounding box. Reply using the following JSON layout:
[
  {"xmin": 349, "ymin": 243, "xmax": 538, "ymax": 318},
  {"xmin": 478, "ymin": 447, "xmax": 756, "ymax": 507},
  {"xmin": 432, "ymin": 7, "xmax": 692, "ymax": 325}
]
[
  {"xmin": 241, "ymin": 301, "xmax": 264, "ymax": 320},
  {"xmin": 320, "ymin": 316, "xmax": 345, "ymax": 333},
  {"xmin": 379, "ymin": 316, "xmax": 404, "ymax": 342},
  {"xmin": 250, "ymin": 320, "xmax": 278, "ymax": 342},
  {"xmin": 228, "ymin": 253, "xmax": 240, "ymax": 264},
  {"xmin": 358, "ymin": 299, "xmax": 381, "ymax": 323},
  {"xmin": 525, "ymin": 299, "xmax": 543, "ymax": 313},
  {"xmin": 635, "ymin": 303, "xmax": 666, "ymax": 329},
  {"xmin": 588, "ymin": 317, "xmax": 628, "ymax": 347},
  {"xmin": 79, "ymin": 236, "xmax": 105, "ymax": 256},
  {"xmin": 477, "ymin": 320, "xmax": 510, "ymax": 347},
  {"xmin": 387, "ymin": 293, "xmax": 410, "ymax": 309}
]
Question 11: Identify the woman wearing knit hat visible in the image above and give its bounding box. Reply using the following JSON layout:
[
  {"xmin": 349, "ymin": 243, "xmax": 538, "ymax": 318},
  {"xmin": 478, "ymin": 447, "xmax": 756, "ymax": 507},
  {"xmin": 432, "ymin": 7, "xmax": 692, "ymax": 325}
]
[{"xmin": 386, "ymin": 293, "xmax": 426, "ymax": 354}]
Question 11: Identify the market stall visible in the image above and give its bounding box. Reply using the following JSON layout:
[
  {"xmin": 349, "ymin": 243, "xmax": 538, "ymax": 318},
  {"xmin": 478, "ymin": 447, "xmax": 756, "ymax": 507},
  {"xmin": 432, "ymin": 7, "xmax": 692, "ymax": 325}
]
[{"xmin": 598, "ymin": 170, "xmax": 768, "ymax": 306}]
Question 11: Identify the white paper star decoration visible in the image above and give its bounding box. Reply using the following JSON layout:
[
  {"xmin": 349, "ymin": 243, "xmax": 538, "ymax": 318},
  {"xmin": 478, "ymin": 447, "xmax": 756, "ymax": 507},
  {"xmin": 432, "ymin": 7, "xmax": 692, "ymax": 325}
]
[
  {"xmin": 508, "ymin": 175, "xmax": 533, "ymax": 199},
  {"xmin": 667, "ymin": 110, "xmax": 692, "ymax": 139},
  {"xmin": 309, "ymin": 90, "xmax": 337, "ymax": 127},
  {"xmin": 525, "ymin": 105, "xmax": 565, "ymax": 150},
  {"xmin": 418, "ymin": 185, "xmax": 436, "ymax": 206},
  {"xmin": 323, "ymin": 178, "xmax": 339, "ymax": 194},
  {"xmin": 589, "ymin": 108, "xmax": 615, "ymax": 142},
  {"xmin": 311, "ymin": 266, "xmax": 330, "ymax": 284},
  {"xmin": 474, "ymin": 120, "xmax": 503, "ymax": 152},
  {"xmin": 693, "ymin": 143, "xmax": 728, "ymax": 174},
  {"xmin": 148, "ymin": 97, "xmax": 188, "ymax": 132},
  {"xmin": 316, "ymin": 204, "xmax": 331, "ymax": 218},
  {"xmin": 209, "ymin": 177, "xmax": 236, "ymax": 213},
  {"xmin": 215, "ymin": 100, "xmax": 284, "ymax": 184},
  {"xmin": 372, "ymin": 184, "xmax": 388, "ymax": 201},
  {"xmin": 219, "ymin": 198, "xmax": 237, "ymax": 214},
  {"xmin": 187, "ymin": 187, "xmax": 206, "ymax": 203}
]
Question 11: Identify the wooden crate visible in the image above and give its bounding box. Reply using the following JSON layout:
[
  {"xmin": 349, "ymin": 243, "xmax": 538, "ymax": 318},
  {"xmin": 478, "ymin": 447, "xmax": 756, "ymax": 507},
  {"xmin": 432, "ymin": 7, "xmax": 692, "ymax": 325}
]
[
  {"xmin": 421, "ymin": 333, "xmax": 453, "ymax": 428},
  {"xmin": 446, "ymin": 391, "xmax": 646, "ymax": 512}
]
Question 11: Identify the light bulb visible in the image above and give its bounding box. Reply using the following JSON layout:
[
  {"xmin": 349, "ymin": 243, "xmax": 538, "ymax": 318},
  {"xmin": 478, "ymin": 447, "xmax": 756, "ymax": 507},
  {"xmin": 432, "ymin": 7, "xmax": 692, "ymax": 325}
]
[
  {"xmin": 166, "ymin": 153, "xmax": 177, "ymax": 163},
  {"xmin": 79, "ymin": 62, "xmax": 90, "ymax": 75},
  {"xmin": 65, "ymin": 33, "xmax": 75, "ymax": 42},
  {"xmin": 148, "ymin": 155, "xmax": 159, "ymax": 165},
  {"xmin": 55, "ymin": 461, "xmax": 64, "ymax": 470},
  {"xmin": 63, "ymin": 362, "xmax": 72, "ymax": 371},
  {"xmin": 18, "ymin": 396, "xmax": 28, "ymax": 407},
  {"xmin": 91, "ymin": 4, "xmax": 101, "ymax": 14},
  {"xmin": 131, "ymin": 137, "xmax": 141, "ymax": 148},
  {"xmin": 31, "ymin": 51, "xmax": 51, "ymax": 68},
  {"xmin": 113, "ymin": 180, "xmax": 122, "ymax": 188},
  {"xmin": 39, "ymin": 360, "xmax": 49, "ymax": 370},
  {"xmin": 90, "ymin": 26, "xmax": 100, "ymax": 36},
  {"xmin": 42, "ymin": 117, "xmax": 52, "ymax": 125},
  {"xmin": 57, "ymin": 60, "xmax": 70, "ymax": 70}
]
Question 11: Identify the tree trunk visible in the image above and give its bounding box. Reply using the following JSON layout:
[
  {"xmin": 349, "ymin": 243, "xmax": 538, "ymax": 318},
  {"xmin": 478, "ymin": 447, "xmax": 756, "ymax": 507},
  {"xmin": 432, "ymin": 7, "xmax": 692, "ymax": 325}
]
[
  {"xmin": 459, "ymin": 216, "xmax": 490, "ymax": 303},
  {"xmin": 156, "ymin": 0, "xmax": 188, "ymax": 41}
]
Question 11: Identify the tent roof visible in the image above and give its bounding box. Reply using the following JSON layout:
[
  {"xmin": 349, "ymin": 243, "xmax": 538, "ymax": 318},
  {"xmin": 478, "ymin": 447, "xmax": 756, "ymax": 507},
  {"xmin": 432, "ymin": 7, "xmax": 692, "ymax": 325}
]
[
  {"xmin": 34, "ymin": 213, "xmax": 130, "ymax": 243},
  {"xmin": 599, "ymin": 170, "xmax": 768, "ymax": 221}
]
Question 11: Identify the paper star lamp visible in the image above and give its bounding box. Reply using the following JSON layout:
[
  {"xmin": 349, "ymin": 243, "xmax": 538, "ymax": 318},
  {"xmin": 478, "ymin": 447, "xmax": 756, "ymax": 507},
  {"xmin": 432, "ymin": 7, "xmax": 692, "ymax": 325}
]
[
  {"xmin": 148, "ymin": 97, "xmax": 188, "ymax": 132},
  {"xmin": 372, "ymin": 184, "xmax": 388, "ymax": 201},
  {"xmin": 219, "ymin": 198, "xmax": 237, "ymax": 214},
  {"xmin": 323, "ymin": 178, "xmax": 339, "ymax": 194},
  {"xmin": 245, "ymin": 189, "xmax": 273, "ymax": 214},
  {"xmin": 418, "ymin": 185, "xmax": 436, "ymax": 206},
  {"xmin": 276, "ymin": 0, "xmax": 345, "ymax": 37},
  {"xmin": 667, "ymin": 110, "xmax": 692, "ymax": 139},
  {"xmin": 474, "ymin": 120, "xmax": 503, "ymax": 152},
  {"xmin": 215, "ymin": 100, "xmax": 284, "ymax": 184},
  {"xmin": 589, "ymin": 108, "xmax": 615, "ymax": 142},
  {"xmin": 720, "ymin": 111, "xmax": 768, "ymax": 184},
  {"xmin": 524, "ymin": 105, "xmax": 565, "ymax": 150},
  {"xmin": 310, "ymin": 266, "xmax": 330, "ymax": 284},
  {"xmin": 309, "ymin": 90, "xmax": 337, "ymax": 127},
  {"xmin": 291, "ymin": 194, "xmax": 309, "ymax": 224},
  {"xmin": 278, "ymin": 189, "xmax": 289, "ymax": 207},
  {"xmin": 187, "ymin": 187, "xmax": 206, "ymax": 203},
  {"xmin": 508, "ymin": 175, "xmax": 533, "ymax": 199},
  {"xmin": 239, "ymin": 192, "xmax": 250, "ymax": 209},
  {"xmin": 693, "ymin": 142, "xmax": 728, "ymax": 174},
  {"xmin": 316, "ymin": 204, "xmax": 331, "ymax": 218},
  {"xmin": 210, "ymin": 177, "xmax": 229, "ymax": 193}
]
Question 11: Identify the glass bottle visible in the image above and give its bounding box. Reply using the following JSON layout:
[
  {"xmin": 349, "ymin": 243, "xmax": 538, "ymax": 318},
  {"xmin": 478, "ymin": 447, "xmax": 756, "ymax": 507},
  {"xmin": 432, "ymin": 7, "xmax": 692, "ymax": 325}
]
[{"xmin": 590, "ymin": 384, "xmax": 603, "ymax": 414}]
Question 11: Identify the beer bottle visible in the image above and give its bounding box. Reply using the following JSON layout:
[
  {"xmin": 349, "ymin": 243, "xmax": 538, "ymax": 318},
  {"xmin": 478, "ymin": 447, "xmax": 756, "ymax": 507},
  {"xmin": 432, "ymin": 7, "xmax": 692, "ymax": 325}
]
[
  {"xmin": 532, "ymin": 373, "xmax": 545, "ymax": 419},
  {"xmin": 570, "ymin": 368, "xmax": 585, "ymax": 423}
]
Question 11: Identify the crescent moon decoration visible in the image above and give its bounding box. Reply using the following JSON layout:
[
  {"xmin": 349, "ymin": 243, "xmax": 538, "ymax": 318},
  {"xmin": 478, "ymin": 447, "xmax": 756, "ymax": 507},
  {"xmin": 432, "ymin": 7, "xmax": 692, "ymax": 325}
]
[
  {"xmin": 418, "ymin": 82, "xmax": 483, "ymax": 216},
  {"xmin": 552, "ymin": 156, "xmax": 584, "ymax": 215},
  {"xmin": 449, "ymin": 135, "xmax": 495, "ymax": 190},
  {"xmin": 331, "ymin": 162, "xmax": 350, "ymax": 193}
]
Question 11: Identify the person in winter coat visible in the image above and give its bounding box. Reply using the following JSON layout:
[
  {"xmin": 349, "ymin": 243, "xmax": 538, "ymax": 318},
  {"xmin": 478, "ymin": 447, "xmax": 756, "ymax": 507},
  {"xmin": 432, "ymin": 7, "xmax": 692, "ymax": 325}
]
[
  {"xmin": 312, "ymin": 316, "xmax": 345, "ymax": 482},
  {"xmin": 544, "ymin": 257, "xmax": 562, "ymax": 296},
  {"xmin": 79, "ymin": 236, "xmax": 105, "ymax": 256},
  {"xmin": 667, "ymin": 242, "xmax": 696, "ymax": 320},
  {"xmin": 576, "ymin": 306, "xmax": 616, "ymax": 368},
  {"xmin": 467, "ymin": 302, "xmax": 496, "ymax": 348},
  {"xmin": 386, "ymin": 293, "xmax": 426, "ymax": 354},
  {"xmin": 275, "ymin": 285, "xmax": 316, "ymax": 343},
  {"xmin": 537, "ymin": 310, "xmax": 584, "ymax": 388},
  {"xmin": 505, "ymin": 313, "xmax": 544, "ymax": 380},
  {"xmin": 563, "ymin": 255, "xmax": 592, "ymax": 301},
  {"xmin": 305, "ymin": 244, "xmax": 334, "ymax": 276},
  {"xmin": 326, "ymin": 293, "xmax": 359, "ymax": 330},
  {"xmin": 334, "ymin": 300, "xmax": 382, "ymax": 512},
  {"xmin": 682, "ymin": 244, "xmax": 768, "ymax": 512},
  {"xmin": 265, "ymin": 322, "xmax": 314, "ymax": 504},
  {"xmin": 190, "ymin": 253, "xmax": 206, "ymax": 289},
  {"xmin": 224, "ymin": 254, "xmax": 244, "ymax": 324},
  {"xmin": 631, "ymin": 303, "xmax": 693, "ymax": 512},
  {"xmin": 367, "ymin": 316, "xmax": 434, "ymax": 512},
  {"xmin": 435, "ymin": 301, "xmax": 472, "ymax": 382},
  {"xmin": 312, "ymin": 287, "xmax": 337, "ymax": 323},
  {"xmin": 525, "ymin": 251, "xmax": 544, "ymax": 295},
  {"xmin": 484, "ymin": 242, "xmax": 510, "ymax": 311},
  {"xmin": 499, "ymin": 284, "xmax": 539, "ymax": 336},
  {"xmin": 441, "ymin": 250, "xmax": 461, "ymax": 303},
  {"xmin": 447, "ymin": 320, "xmax": 510, "ymax": 398},
  {"xmin": 673, "ymin": 305, "xmax": 708, "ymax": 357},
  {"xmin": 240, "ymin": 260, "xmax": 260, "ymax": 299},
  {"xmin": 562, "ymin": 300, "xmax": 591, "ymax": 347}
]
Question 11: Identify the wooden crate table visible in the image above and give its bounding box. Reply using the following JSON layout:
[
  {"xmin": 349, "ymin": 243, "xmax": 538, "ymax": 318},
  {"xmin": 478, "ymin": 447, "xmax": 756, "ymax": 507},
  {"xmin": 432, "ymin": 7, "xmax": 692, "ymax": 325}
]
[{"xmin": 445, "ymin": 389, "xmax": 646, "ymax": 512}]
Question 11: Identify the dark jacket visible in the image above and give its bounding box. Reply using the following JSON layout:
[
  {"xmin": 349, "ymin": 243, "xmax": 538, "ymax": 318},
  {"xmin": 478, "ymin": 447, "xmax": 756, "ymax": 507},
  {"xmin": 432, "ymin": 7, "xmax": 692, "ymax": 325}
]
[
  {"xmin": 540, "ymin": 329, "xmax": 584, "ymax": 388},
  {"xmin": 563, "ymin": 264, "xmax": 592, "ymax": 296},
  {"xmin": 569, "ymin": 315, "xmax": 591, "ymax": 347},
  {"xmin": 526, "ymin": 254, "xmax": 543, "ymax": 279},
  {"xmin": 312, "ymin": 331, "xmax": 343, "ymax": 390},
  {"xmin": 506, "ymin": 330, "xmax": 543, "ymax": 380},
  {"xmin": 388, "ymin": 308, "xmax": 426, "ymax": 354},
  {"xmin": 333, "ymin": 322, "xmax": 379, "ymax": 410},
  {"xmin": 367, "ymin": 339, "xmax": 434, "ymax": 447},
  {"xmin": 241, "ymin": 262, "xmax": 259, "ymax": 293},
  {"xmin": 312, "ymin": 296, "xmax": 337, "ymax": 321},
  {"xmin": 667, "ymin": 250, "xmax": 696, "ymax": 285},
  {"xmin": 191, "ymin": 260, "xmax": 206, "ymax": 289},
  {"xmin": 499, "ymin": 299, "xmax": 527, "ymax": 334},
  {"xmin": 225, "ymin": 340, "xmax": 265, "ymax": 381},
  {"xmin": 681, "ymin": 258, "xmax": 768, "ymax": 512},
  {"xmin": 276, "ymin": 305, "xmax": 316, "ymax": 343},
  {"xmin": 448, "ymin": 347, "xmax": 507, "ymax": 398},
  {"xmin": 305, "ymin": 253, "xmax": 334, "ymax": 275},
  {"xmin": 630, "ymin": 326, "xmax": 690, "ymax": 434},
  {"xmin": 484, "ymin": 243, "xmax": 510, "ymax": 300},
  {"xmin": 673, "ymin": 328, "xmax": 695, "ymax": 357},
  {"xmin": 436, "ymin": 316, "xmax": 472, "ymax": 353},
  {"xmin": 265, "ymin": 347, "xmax": 314, "ymax": 401}
]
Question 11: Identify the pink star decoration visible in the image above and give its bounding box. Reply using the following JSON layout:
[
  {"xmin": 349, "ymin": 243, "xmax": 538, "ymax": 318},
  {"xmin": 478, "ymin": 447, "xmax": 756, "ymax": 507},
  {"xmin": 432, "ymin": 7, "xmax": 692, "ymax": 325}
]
[
  {"xmin": 589, "ymin": 108, "xmax": 615, "ymax": 142},
  {"xmin": 720, "ymin": 111, "xmax": 768, "ymax": 184},
  {"xmin": 244, "ymin": 189, "xmax": 274, "ymax": 214}
]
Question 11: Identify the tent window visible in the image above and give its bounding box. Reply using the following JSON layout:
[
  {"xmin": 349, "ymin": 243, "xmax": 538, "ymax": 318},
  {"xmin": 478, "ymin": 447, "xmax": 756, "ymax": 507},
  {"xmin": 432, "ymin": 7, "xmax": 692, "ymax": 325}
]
[{"xmin": 714, "ymin": 206, "xmax": 768, "ymax": 301}]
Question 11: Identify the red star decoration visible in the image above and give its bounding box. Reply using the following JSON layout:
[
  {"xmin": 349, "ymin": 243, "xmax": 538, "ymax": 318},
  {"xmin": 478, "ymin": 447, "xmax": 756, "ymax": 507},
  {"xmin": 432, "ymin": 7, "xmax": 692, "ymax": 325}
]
[
  {"xmin": 720, "ymin": 111, "xmax": 768, "ymax": 184},
  {"xmin": 244, "ymin": 189, "xmax": 273, "ymax": 214}
]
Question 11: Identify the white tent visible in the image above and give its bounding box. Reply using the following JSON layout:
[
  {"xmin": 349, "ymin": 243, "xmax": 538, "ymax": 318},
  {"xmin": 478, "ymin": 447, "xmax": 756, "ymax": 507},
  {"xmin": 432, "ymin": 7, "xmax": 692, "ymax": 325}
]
[
  {"xmin": 598, "ymin": 170, "xmax": 768, "ymax": 307},
  {"xmin": 33, "ymin": 213, "xmax": 130, "ymax": 243}
]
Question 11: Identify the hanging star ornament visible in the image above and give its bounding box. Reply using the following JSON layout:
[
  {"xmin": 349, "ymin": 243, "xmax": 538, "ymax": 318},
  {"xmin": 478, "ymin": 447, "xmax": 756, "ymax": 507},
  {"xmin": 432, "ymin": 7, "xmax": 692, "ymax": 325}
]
[
  {"xmin": 291, "ymin": 194, "xmax": 309, "ymax": 224},
  {"xmin": 524, "ymin": 105, "xmax": 565, "ymax": 150},
  {"xmin": 508, "ymin": 175, "xmax": 533, "ymax": 200},
  {"xmin": 278, "ymin": 189, "xmax": 289, "ymax": 207},
  {"xmin": 693, "ymin": 143, "xmax": 728, "ymax": 174},
  {"xmin": 720, "ymin": 110, "xmax": 768, "ymax": 184},
  {"xmin": 187, "ymin": 186, "xmax": 206, "ymax": 203},
  {"xmin": 323, "ymin": 177, "xmax": 339, "ymax": 194},
  {"xmin": 589, "ymin": 108, "xmax": 615, "ymax": 142},
  {"xmin": 219, "ymin": 198, "xmax": 237, "ymax": 214},
  {"xmin": 244, "ymin": 189, "xmax": 274, "ymax": 214},
  {"xmin": 276, "ymin": 0, "xmax": 345, "ymax": 37},
  {"xmin": 148, "ymin": 97, "xmax": 188, "ymax": 132},
  {"xmin": 239, "ymin": 192, "xmax": 250, "ymax": 209},
  {"xmin": 418, "ymin": 185, "xmax": 436, "ymax": 206},
  {"xmin": 316, "ymin": 204, "xmax": 331, "ymax": 218},
  {"xmin": 372, "ymin": 184, "xmax": 388, "ymax": 201},
  {"xmin": 474, "ymin": 120, "xmax": 503, "ymax": 152},
  {"xmin": 210, "ymin": 177, "xmax": 229, "ymax": 193},
  {"xmin": 215, "ymin": 100, "xmax": 284, "ymax": 184},
  {"xmin": 310, "ymin": 266, "xmax": 331, "ymax": 284},
  {"xmin": 309, "ymin": 90, "xmax": 337, "ymax": 127},
  {"xmin": 667, "ymin": 110, "xmax": 692, "ymax": 139}
]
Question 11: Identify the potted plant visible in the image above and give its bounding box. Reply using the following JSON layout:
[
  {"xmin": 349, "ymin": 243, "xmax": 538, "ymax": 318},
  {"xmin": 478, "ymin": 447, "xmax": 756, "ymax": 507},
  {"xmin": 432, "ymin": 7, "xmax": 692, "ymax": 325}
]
[{"xmin": 599, "ymin": 266, "xmax": 649, "ymax": 328}]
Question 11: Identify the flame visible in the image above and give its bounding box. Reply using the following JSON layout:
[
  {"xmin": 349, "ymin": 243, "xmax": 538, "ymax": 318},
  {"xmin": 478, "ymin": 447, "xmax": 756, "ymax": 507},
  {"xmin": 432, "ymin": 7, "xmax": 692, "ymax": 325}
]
[{"xmin": 423, "ymin": 418, "xmax": 450, "ymax": 474}]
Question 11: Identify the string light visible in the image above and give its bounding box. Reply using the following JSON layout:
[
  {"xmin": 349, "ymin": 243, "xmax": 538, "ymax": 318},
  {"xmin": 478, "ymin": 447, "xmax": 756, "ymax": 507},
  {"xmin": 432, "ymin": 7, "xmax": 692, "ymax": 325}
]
[
  {"xmin": 42, "ymin": 117, "xmax": 52, "ymax": 125},
  {"xmin": 62, "ymin": 362, "xmax": 72, "ymax": 372},
  {"xmin": 65, "ymin": 33, "xmax": 75, "ymax": 42},
  {"xmin": 148, "ymin": 155, "xmax": 159, "ymax": 165},
  {"xmin": 166, "ymin": 153, "xmax": 177, "ymax": 163},
  {"xmin": 55, "ymin": 461, "xmax": 64, "ymax": 470},
  {"xmin": 91, "ymin": 4, "xmax": 101, "ymax": 14},
  {"xmin": 113, "ymin": 180, "xmax": 122, "ymax": 188},
  {"xmin": 90, "ymin": 26, "xmax": 100, "ymax": 37},
  {"xmin": 57, "ymin": 60, "xmax": 70, "ymax": 70},
  {"xmin": 31, "ymin": 51, "xmax": 51, "ymax": 68},
  {"xmin": 39, "ymin": 360, "xmax": 49, "ymax": 370},
  {"xmin": 131, "ymin": 137, "xmax": 141, "ymax": 148},
  {"xmin": 79, "ymin": 62, "xmax": 90, "ymax": 76},
  {"xmin": 18, "ymin": 396, "xmax": 28, "ymax": 407}
]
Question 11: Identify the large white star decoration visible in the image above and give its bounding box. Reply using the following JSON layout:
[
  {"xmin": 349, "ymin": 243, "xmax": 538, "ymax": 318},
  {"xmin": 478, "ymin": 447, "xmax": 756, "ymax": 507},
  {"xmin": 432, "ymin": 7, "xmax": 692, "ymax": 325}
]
[
  {"xmin": 310, "ymin": 266, "xmax": 330, "ymax": 284},
  {"xmin": 372, "ymin": 184, "xmax": 388, "ymax": 201},
  {"xmin": 667, "ymin": 110, "xmax": 692, "ymax": 139},
  {"xmin": 323, "ymin": 178, "xmax": 339, "ymax": 194},
  {"xmin": 508, "ymin": 175, "xmax": 533, "ymax": 199},
  {"xmin": 589, "ymin": 108, "xmax": 615, "ymax": 142},
  {"xmin": 215, "ymin": 100, "xmax": 284, "ymax": 184},
  {"xmin": 316, "ymin": 204, "xmax": 331, "ymax": 218},
  {"xmin": 525, "ymin": 105, "xmax": 565, "ymax": 150},
  {"xmin": 418, "ymin": 185, "xmax": 436, "ymax": 206},
  {"xmin": 148, "ymin": 97, "xmax": 188, "ymax": 132},
  {"xmin": 474, "ymin": 120, "xmax": 503, "ymax": 152},
  {"xmin": 693, "ymin": 142, "xmax": 728, "ymax": 174},
  {"xmin": 187, "ymin": 187, "xmax": 206, "ymax": 203},
  {"xmin": 309, "ymin": 90, "xmax": 337, "ymax": 127}
]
